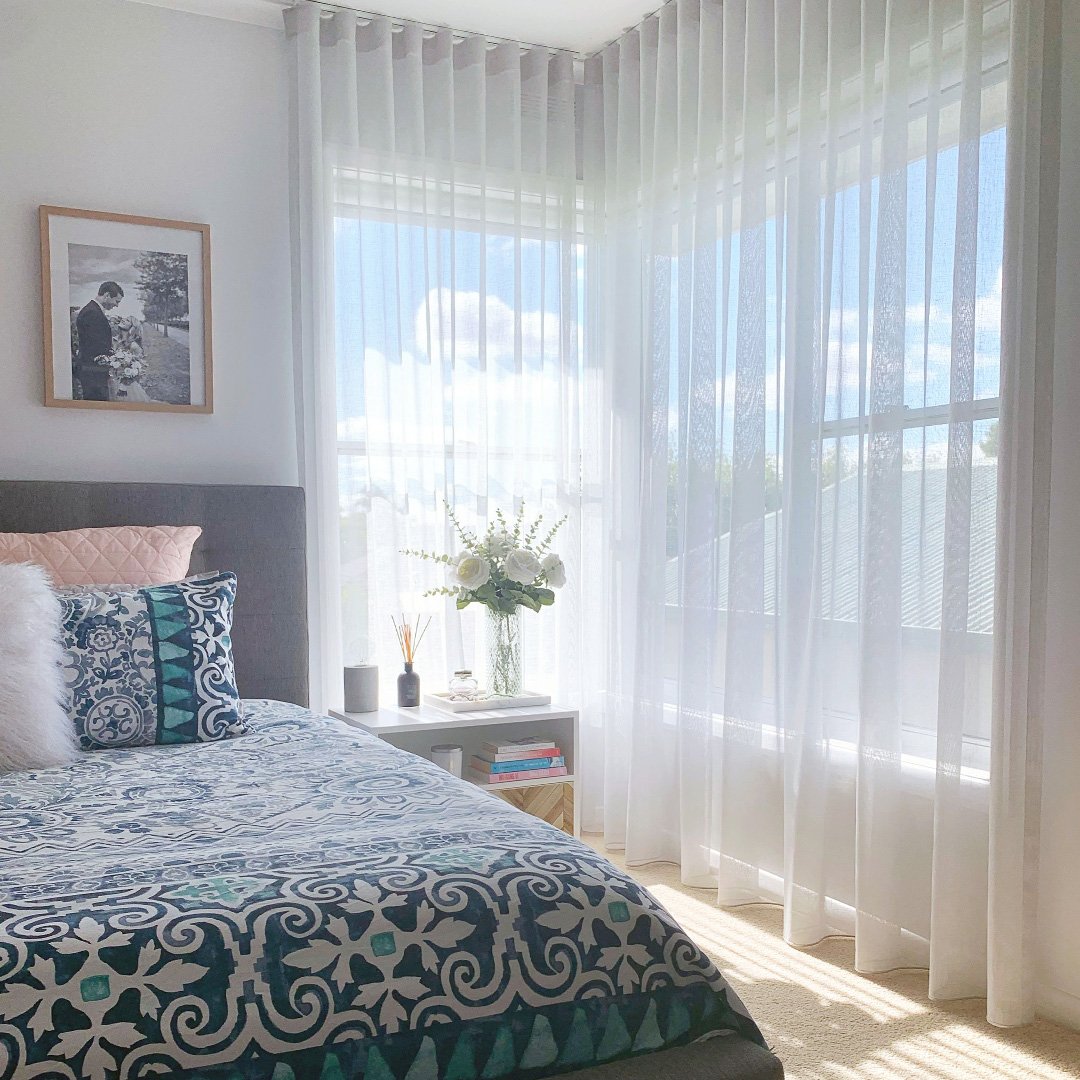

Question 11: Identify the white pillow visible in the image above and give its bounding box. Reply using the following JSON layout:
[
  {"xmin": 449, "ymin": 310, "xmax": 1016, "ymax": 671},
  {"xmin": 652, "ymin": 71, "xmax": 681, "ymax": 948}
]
[{"xmin": 0, "ymin": 562, "xmax": 78, "ymax": 772}]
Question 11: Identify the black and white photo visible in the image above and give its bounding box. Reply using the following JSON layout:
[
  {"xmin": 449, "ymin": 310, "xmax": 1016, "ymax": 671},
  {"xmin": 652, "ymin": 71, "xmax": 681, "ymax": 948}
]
[{"xmin": 41, "ymin": 207, "xmax": 212, "ymax": 412}]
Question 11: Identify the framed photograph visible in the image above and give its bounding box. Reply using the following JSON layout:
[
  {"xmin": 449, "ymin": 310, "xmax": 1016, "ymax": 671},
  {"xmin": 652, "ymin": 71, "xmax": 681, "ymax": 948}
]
[{"xmin": 40, "ymin": 206, "xmax": 213, "ymax": 413}]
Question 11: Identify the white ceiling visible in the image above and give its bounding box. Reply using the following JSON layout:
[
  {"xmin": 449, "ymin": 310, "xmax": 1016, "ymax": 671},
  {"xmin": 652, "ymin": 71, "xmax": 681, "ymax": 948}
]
[{"xmin": 124, "ymin": 0, "xmax": 659, "ymax": 53}]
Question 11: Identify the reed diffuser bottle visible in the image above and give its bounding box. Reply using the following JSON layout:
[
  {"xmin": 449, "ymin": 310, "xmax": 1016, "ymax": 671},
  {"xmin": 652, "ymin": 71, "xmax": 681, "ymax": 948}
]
[
  {"xmin": 392, "ymin": 614, "xmax": 430, "ymax": 708},
  {"xmin": 398, "ymin": 664, "xmax": 419, "ymax": 708}
]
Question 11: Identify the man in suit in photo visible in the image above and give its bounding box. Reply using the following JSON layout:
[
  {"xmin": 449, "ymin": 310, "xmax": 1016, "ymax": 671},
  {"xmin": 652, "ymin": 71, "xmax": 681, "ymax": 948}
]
[{"xmin": 74, "ymin": 281, "xmax": 123, "ymax": 401}]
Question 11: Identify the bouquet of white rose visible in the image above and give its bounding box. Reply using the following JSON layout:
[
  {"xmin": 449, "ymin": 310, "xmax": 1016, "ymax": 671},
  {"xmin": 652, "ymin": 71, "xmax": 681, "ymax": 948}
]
[
  {"xmin": 404, "ymin": 505, "xmax": 567, "ymax": 698},
  {"xmin": 96, "ymin": 349, "xmax": 145, "ymax": 385},
  {"xmin": 97, "ymin": 316, "xmax": 146, "ymax": 386},
  {"xmin": 405, "ymin": 504, "xmax": 567, "ymax": 615}
]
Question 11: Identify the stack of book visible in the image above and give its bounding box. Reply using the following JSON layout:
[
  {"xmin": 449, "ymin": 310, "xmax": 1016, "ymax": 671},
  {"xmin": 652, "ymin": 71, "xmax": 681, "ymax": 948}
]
[{"xmin": 468, "ymin": 736, "xmax": 567, "ymax": 785}]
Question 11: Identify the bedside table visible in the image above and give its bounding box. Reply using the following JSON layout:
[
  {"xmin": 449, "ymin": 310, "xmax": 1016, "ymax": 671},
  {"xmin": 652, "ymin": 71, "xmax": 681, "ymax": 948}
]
[{"xmin": 331, "ymin": 702, "xmax": 580, "ymax": 836}]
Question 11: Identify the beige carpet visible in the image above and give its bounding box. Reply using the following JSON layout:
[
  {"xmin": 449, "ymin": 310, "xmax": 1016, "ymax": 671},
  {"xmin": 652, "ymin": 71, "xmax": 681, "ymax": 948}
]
[{"xmin": 585, "ymin": 838, "xmax": 1080, "ymax": 1080}]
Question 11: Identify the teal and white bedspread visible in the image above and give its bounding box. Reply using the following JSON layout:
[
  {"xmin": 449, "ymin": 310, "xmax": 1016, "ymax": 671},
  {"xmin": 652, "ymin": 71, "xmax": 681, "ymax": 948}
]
[{"xmin": 0, "ymin": 701, "xmax": 764, "ymax": 1080}]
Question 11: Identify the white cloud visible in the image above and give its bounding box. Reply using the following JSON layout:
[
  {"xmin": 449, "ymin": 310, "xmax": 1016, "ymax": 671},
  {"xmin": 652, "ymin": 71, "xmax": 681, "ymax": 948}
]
[
  {"xmin": 902, "ymin": 265, "xmax": 1003, "ymax": 339},
  {"xmin": 414, "ymin": 288, "xmax": 561, "ymax": 366},
  {"xmin": 337, "ymin": 342, "xmax": 566, "ymax": 460}
]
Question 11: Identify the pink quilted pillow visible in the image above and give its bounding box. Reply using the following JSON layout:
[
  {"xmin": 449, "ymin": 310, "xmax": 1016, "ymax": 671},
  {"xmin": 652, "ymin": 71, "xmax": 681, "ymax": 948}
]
[{"xmin": 0, "ymin": 525, "xmax": 202, "ymax": 587}]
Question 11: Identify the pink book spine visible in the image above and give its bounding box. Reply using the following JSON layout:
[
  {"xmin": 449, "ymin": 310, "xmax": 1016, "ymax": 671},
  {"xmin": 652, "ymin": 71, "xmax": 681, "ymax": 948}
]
[{"xmin": 472, "ymin": 766, "xmax": 568, "ymax": 784}]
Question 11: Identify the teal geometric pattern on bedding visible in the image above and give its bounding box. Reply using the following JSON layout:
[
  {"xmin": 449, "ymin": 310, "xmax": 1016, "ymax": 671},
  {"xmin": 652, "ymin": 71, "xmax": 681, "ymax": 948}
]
[
  {"xmin": 55, "ymin": 571, "xmax": 246, "ymax": 749},
  {"xmin": 0, "ymin": 702, "xmax": 764, "ymax": 1080},
  {"xmin": 140, "ymin": 986, "xmax": 743, "ymax": 1080}
]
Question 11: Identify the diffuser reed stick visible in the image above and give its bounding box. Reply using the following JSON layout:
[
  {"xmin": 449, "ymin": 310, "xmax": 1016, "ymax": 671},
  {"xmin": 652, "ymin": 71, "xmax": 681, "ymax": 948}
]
[{"xmin": 391, "ymin": 614, "xmax": 431, "ymax": 663}]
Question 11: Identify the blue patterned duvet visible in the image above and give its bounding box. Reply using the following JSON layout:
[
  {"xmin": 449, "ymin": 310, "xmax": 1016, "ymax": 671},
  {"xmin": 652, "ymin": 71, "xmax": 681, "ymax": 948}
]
[{"xmin": 0, "ymin": 701, "xmax": 763, "ymax": 1080}]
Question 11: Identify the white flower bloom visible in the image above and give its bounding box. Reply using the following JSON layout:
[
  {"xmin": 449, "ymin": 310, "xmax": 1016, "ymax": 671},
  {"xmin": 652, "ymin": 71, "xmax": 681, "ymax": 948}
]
[
  {"xmin": 445, "ymin": 553, "xmax": 464, "ymax": 587},
  {"xmin": 541, "ymin": 553, "xmax": 566, "ymax": 588},
  {"xmin": 504, "ymin": 548, "xmax": 542, "ymax": 585},
  {"xmin": 489, "ymin": 531, "xmax": 514, "ymax": 558},
  {"xmin": 449, "ymin": 552, "xmax": 491, "ymax": 590}
]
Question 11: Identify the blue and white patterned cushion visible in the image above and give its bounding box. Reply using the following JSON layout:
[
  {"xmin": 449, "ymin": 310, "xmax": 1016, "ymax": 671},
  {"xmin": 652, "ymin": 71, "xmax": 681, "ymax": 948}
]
[{"xmin": 56, "ymin": 571, "xmax": 247, "ymax": 749}]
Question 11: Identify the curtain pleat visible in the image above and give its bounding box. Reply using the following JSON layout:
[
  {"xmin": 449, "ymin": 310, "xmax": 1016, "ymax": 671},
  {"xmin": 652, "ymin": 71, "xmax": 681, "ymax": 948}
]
[
  {"xmin": 988, "ymin": 0, "xmax": 1061, "ymax": 1030},
  {"xmin": 288, "ymin": 3, "xmax": 342, "ymax": 714}
]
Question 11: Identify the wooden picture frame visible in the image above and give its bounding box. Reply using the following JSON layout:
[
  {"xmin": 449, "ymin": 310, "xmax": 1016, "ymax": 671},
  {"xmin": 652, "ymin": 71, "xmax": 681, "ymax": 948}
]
[{"xmin": 40, "ymin": 206, "xmax": 213, "ymax": 413}]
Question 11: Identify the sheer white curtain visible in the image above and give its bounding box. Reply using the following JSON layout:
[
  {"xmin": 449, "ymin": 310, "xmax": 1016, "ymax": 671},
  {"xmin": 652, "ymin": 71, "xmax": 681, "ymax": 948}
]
[
  {"xmin": 584, "ymin": 0, "xmax": 1057, "ymax": 1023},
  {"xmin": 989, "ymin": 0, "xmax": 1061, "ymax": 1028},
  {"xmin": 286, "ymin": 6, "xmax": 587, "ymax": 710}
]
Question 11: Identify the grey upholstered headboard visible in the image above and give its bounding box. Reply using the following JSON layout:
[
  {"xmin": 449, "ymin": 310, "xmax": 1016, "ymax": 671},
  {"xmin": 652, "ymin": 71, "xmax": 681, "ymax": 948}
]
[{"xmin": 0, "ymin": 481, "xmax": 308, "ymax": 707}]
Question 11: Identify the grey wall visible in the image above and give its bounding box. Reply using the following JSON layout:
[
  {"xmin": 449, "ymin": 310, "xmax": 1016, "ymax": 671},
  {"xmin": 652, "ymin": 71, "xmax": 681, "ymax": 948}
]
[{"xmin": 0, "ymin": 0, "xmax": 296, "ymax": 485}]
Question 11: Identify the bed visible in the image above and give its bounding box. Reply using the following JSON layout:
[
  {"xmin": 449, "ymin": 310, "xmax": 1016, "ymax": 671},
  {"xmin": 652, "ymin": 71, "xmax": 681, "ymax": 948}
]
[{"xmin": 0, "ymin": 481, "xmax": 782, "ymax": 1080}]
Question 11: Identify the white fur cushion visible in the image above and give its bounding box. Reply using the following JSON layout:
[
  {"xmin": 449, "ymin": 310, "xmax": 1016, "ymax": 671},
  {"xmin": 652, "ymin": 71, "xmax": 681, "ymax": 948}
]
[{"xmin": 0, "ymin": 562, "xmax": 78, "ymax": 772}]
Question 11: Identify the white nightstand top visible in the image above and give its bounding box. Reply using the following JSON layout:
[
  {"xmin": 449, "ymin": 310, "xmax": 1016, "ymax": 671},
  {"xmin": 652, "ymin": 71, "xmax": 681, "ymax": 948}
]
[{"xmin": 330, "ymin": 702, "xmax": 577, "ymax": 735}]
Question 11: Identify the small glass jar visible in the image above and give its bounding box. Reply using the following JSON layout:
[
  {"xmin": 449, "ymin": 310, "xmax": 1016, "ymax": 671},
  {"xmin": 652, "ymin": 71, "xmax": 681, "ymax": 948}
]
[{"xmin": 448, "ymin": 669, "xmax": 479, "ymax": 701}]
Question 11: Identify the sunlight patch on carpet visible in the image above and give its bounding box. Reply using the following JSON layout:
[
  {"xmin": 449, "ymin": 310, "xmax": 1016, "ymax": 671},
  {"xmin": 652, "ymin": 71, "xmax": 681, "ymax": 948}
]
[
  {"xmin": 647, "ymin": 883, "xmax": 1079, "ymax": 1080},
  {"xmin": 651, "ymin": 883, "xmax": 926, "ymax": 1024}
]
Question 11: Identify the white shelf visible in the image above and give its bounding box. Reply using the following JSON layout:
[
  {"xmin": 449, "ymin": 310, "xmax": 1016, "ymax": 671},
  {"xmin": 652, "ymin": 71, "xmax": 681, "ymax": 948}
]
[{"xmin": 331, "ymin": 703, "xmax": 574, "ymax": 735}]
